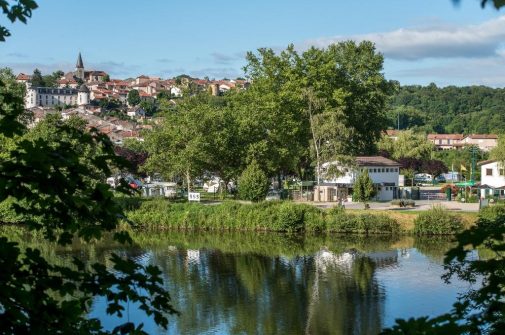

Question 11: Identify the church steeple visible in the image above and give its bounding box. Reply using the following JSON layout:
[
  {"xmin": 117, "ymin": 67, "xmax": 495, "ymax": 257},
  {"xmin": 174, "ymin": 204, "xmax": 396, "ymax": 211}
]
[
  {"xmin": 76, "ymin": 52, "xmax": 84, "ymax": 69},
  {"xmin": 75, "ymin": 52, "xmax": 85, "ymax": 80}
]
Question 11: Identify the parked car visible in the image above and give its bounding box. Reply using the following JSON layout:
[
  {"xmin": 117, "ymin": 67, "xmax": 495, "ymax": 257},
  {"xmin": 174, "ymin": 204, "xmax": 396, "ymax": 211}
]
[
  {"xmin": 265, "ymin": 190, "xmax": 282, "ymax": 201},
  {"xmin": 414, "ymin": 173, "xmax": 433, "ymax": 184},
  {"xmin": 435, "ymin": 175, "xmax": 446, "ymax": 183}
]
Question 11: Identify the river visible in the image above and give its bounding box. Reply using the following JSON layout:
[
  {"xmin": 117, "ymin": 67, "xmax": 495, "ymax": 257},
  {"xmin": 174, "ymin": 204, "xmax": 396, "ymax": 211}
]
[{"xmin": 57, "ymin": 231, "xmax": 472, "ymax": 335}]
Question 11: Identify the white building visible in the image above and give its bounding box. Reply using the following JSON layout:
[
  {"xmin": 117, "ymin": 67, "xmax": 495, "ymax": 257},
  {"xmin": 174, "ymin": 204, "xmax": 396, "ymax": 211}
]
[
  {"xmin": 479, "ymin": 160, "xmax": 505, "ymax": 198},
  {"xmin": 314, "ymin": 156, "xmax": 401, "ymax": 202},
  {"xmin": 25, "ymin": 84, "xmax": 89, "ymax": 108},
  {"xmin": 23, "ymin": 53, "xmax": 91, "ymax": 109}
]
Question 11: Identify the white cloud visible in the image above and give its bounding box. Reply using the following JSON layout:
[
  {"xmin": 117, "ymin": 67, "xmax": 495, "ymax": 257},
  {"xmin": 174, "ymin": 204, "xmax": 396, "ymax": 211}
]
[
  {"xmin": 389, "ymin": 55, "xmax": 505, "ymax": 87},
  {"xmin": 304, "ymin": 15, "xmax": 505, "ymax": 60}
]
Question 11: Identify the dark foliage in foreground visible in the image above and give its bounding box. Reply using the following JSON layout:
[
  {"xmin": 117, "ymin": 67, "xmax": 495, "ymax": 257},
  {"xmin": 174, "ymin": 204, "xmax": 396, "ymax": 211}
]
[{"xmin": 0, "ymin": 70, "xmax": 177, "ymax": 334}]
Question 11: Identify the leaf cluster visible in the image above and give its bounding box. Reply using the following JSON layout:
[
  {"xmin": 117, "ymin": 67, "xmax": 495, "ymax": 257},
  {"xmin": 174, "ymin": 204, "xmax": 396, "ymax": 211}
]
[{"xmin": 0, "ymin": 72, "xmax": 177, "ymax": 333}]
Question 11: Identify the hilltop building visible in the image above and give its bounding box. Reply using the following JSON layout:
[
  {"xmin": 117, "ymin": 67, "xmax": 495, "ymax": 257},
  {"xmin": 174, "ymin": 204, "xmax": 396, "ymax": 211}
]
[{"xmin": 427, "ymin": 133, "xmax": 497, "ymax": 151}]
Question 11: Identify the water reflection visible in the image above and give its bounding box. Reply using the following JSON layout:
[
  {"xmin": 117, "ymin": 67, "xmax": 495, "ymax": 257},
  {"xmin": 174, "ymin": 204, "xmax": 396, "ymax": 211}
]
[{"xmin": 61, "ymin": 232, "xmax": 461, "ymax": 335}]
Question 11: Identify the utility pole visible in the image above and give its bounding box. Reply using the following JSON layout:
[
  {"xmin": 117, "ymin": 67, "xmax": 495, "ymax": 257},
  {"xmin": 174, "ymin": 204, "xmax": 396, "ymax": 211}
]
[{"xmin": 470, "ymin": 146, "xmax": 478, "ymax": 182}]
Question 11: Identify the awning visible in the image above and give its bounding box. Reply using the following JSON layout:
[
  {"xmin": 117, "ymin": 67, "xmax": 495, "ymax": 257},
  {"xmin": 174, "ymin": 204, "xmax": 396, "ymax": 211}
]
[{"xmin": 455, "ymin": 181, "xmax": 476, "ymax": 187}]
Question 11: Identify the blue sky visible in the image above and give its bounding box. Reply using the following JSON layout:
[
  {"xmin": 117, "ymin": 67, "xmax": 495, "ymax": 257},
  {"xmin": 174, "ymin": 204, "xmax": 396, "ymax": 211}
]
[{"xmin": 1, "ymin": 0, "xmax": 505, "ymax": 86}]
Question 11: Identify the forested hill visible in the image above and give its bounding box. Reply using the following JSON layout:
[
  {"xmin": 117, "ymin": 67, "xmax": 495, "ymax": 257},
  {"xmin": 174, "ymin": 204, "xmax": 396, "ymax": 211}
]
[{"xmin": 387, "ymin": 84, "xmax": 505, "ymax": 134}]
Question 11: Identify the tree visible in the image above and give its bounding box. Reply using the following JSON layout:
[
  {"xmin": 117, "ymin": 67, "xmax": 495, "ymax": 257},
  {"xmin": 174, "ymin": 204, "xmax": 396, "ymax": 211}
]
[
  {"xmin": 99, "ymin": 98, "xmax": 121, "ymax": 112},
  {"xmin": 30, "ymin": 68, "xmax": 44, "ymax": 87},
  {"xmin": 114, "ymin": 145, "xmax": 148, "ymax": 174},
  {"xmin": 353, "ymin": 169, "xmax": 375, "ymax": 209},
  {"xmin": 0, "ymin": 0, "xmax": 38, "ymax": 41},
  {"xmin": 238, "ymin": 160, "xmax": 270, "ymax": 202},
  {"xmin": 102, "ymin": 74, "xmax": 110, "ymax": 82},
  {"xmin": 0, "ymin": 71, "xmax": 177, "ymax": 333},
  {"xmin": 422, "ymin": 159, "xmax": 448, "ymax": 178},
  {"xmin": 142, "ymin": 97, "xmax": 211, "ymax": 194},
  {"xmin": 143, "ymin": 93, "xmax": 243, "ymax": 195},
  {"xmin": 139, "ymin": 99, "xmax": 157, "ymax": 116},
  {"xmin": 490, "ymin": 134, "xmax": 505, "ymax": 165},
  {"xmin": 378, "ymin": 130, "xmax": 433, "ymax": 160},
  {"xmin": 127, "ymin": 89, "xmax": 141, "ymax": 106},
  {"xmin": 242, "ymin": 41, "xmax": 394, "ymax": 180},
  {"xmin": 41, "ymin": 70, "xmax": 64, "ymax": 88}
]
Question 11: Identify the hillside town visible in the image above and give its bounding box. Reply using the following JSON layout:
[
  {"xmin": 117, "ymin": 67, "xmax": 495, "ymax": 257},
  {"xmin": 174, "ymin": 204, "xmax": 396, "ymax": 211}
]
[
  {"xmin": 16, "ymin": 53, "xmax": 249, "ymax": 144},
  {"xmin": 4, "ymin": 1, "xmax": 505, "ymax": 334},
  {"xmin": 14, "ymin": 53, "xmax": 505, "ymax": 207}
]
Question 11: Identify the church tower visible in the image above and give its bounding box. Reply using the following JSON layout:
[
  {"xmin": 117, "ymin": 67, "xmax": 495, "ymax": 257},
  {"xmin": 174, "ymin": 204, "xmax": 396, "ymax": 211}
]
[{"xmin": 75, "ymin": 52, "xmax": 85, "ymax": 80}]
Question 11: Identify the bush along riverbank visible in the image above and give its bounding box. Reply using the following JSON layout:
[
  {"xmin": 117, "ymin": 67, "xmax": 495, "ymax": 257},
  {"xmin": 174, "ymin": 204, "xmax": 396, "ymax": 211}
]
[{"xmin": 123, "ymin": 199, "xmax": 402, "ymax": 234}]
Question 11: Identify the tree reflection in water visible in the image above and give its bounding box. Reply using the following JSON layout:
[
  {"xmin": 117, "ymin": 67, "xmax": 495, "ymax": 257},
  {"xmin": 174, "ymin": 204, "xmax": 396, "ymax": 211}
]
[{"xmin": 17, "ymin": 231, "xmax": 455, "ymax": 335}]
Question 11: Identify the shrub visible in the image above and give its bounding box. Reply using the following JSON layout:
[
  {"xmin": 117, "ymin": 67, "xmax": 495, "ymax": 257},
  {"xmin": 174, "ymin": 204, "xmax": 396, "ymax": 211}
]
[
  {"xmin": 126, "ymin": 199, "xmax": 401, "ymax": 234},
  {"xmin": 479, "ymin": 203, "xmax": 505, "ymax": 224},
  {"xmin": 326, "ymin": 207, "xmax": 400, "ymax": 234},
  {"xmin": 238, "ymin": 161, "xmax": 270, "ymax": 202},
  {"xmin": 414, "ymin": 205, "xmax": 463, "ymax": 235},
  {"xmin": 276, "ymin": 202, "xmax": 306, "ymax": 232},
  {"xmin": 353, "ymin": 169, "xmax": 375, "ymax": 208}
]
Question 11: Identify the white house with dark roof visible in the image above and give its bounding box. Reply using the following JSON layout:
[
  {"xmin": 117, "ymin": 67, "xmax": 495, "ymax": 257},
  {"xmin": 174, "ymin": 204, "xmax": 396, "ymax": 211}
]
[
  {"xmin": 479, "ymin": 160, "xmax": 505, "ymax": 198},
  {"xmin": 314, "ymin": 156, "xmax": 401, "ymax": 202}
]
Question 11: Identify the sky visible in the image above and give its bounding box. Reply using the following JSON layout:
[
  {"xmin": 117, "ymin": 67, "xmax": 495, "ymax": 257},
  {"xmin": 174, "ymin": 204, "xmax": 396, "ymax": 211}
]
[{"xmin": 1, "ymin": 0, "xmax": 505, "ymax": 86}]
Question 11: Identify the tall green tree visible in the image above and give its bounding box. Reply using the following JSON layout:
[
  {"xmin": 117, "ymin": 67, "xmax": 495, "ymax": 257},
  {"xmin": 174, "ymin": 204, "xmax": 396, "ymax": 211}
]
[
  {"xmin": 490, "ymin": 134, "xmax": 505, "ymax": 166},
  {"xmin": 41, "ymin": 70, "xmax": 64, "ymax": 88},
  {"xmin": 242, "ymin": 41, "xmax": 394, "ymax": 180},
  {"xmin": 127, "ymin": 89, "xmax": 141, "ymax": 106},
  {"xmin": 30, "ymin": 68, "xmax": 44, "ymax": 87},
  {"xmin": 378, "ymin": 130, "xmax": 433, "ymax": 160},
  {"xmin": 353, "ymin": 169, "xmax": 375, "ymax": 209},
  {"xmin": 143, "ymin": 94, "xmax": 243, "ymax": 194}
]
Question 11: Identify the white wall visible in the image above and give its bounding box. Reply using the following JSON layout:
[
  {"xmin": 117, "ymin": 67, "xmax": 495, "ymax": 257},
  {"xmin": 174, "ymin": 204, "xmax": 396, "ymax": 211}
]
[
  {"xmin": 323, "ymin": 165, "xmax": 400, "ymax": 201},
  {"xmin": 481, "ymin": 161, "xmax": 505, "ymax": 188}
]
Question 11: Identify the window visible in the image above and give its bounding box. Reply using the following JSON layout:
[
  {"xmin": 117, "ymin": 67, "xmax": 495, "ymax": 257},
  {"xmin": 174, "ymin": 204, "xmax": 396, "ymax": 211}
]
[
  {"xmin": 382, "ymin": 168, "xmax": 385, "ymax": 173},
  {"xmin": 373, "ymin": 168, "xmax": 377, "ymax": 173},
  {"xmin": 369, "ymin": 168, "xmax": 372, "ymax": 173},
  {"xmin": 500, "ymin": 169, "xmax": 504, "ymax": 176},
  {"xmin": 486, "ymin": 168, "xmax": 493, "ymax": 176}
]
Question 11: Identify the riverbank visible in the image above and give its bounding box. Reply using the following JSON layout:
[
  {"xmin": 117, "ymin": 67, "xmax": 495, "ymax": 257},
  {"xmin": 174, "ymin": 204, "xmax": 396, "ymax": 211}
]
[{"xmin": 122, "ymin": 198, "xmax": 477, "ymax": 234}]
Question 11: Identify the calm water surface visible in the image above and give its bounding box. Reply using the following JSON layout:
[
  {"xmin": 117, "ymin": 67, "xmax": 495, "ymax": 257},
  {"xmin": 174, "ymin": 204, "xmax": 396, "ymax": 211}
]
[{"xmin": 81, "ymin": 232, "xmax": 471, "ymax": 335}]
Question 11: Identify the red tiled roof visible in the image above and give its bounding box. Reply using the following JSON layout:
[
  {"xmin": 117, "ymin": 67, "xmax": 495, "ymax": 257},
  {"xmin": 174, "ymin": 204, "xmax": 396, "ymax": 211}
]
[
  {"xmin": 427, "ymin": 134, "xmax": 464, "ymax": 140},
  {"xmin": 465, "ymin": 134, "xmax": 498, "ymax": 139},
  {"xmin": 16, "ymin": 73, "xmax": 31, "ymax": 80}
]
